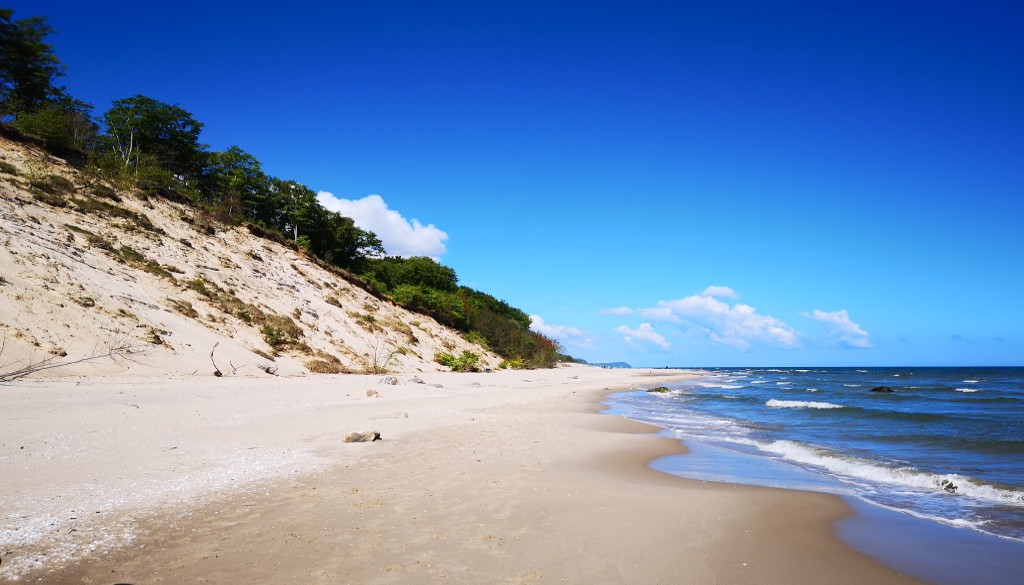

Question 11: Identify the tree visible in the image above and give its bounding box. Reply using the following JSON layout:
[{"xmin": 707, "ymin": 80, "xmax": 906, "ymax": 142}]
[
  {"xmin": 363, "ymin": 256, "xmax": 459, "ymax": 293},
  {"xmin": 102, "ymin": 94, "xmax": 205, "ymax": 178},
  {"xmin": 204, "ymin": 146, "xmax": 274, "ymax": 222},
  {"xmin": 275, "ymin": 178, "xmax": 318, "ymax": 242},
  {"xmin": 0, "ymin": 9, "xmax": 63, "ymax": 119},
  {"xmin": 13, "ymin": 88, "xmax": 97, "ymax": 149}
]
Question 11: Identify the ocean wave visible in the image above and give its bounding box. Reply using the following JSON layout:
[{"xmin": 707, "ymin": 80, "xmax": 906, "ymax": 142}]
[
  {"xmin": 955, "ymin": 388, "xmax": 982, "ymax": 393},
  {"xmin": 750, "ymin": 380, "xmax": 769, "ymax": 384},
  {"xmin": 775, "ymin": 382, "xmax": 792, "ymax": 386},
  {"xmin": 765, "ymin": 399, "xmax": 843, "ymax": 410},
  {"xmin": 843, "ymin": 384, "xmax": 862, "ymax": 387},
  {"xmin": 699, "ymin": 383, "xmax": 743, "ymax": 389},
  {"xmin": 759, "ymin": 440, "xmax": 1024, "ymax": 508},
  {"xmin": 963, "ymin": 380, "xmax": 980, "ymax": 383},
  {"xmin": 807, "ymin": 388, "xmax": 819, "ymax": 392}
]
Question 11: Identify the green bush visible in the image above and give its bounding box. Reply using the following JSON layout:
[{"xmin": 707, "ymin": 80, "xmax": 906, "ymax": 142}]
[
  {"xmin": 499, "ymin": 357, "xmax": 525, "ymax": 369},
  {"xmin": 29, "ymin": 173, "xmax": 74, "ymax": 195},
  {"xmin": 435, "ymin": 350, "xmax": 481, "ymax": 372}
]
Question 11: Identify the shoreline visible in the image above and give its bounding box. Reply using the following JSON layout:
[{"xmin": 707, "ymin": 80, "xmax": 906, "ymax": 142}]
[{"xmin": 2, "ymin": 366, "xmax": 922, "ymax": 584}]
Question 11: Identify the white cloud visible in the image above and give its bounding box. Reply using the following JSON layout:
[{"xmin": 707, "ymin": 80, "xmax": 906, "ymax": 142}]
[
  {"xmin": 701, "ymin": 285, "xmax": 738, "ymax": 299},
  {"xmin": 639, "ymin": 288, "xmax": 799, "ymax": 351},
  {"xmin": 530, "ymin": 315, "xmax": 595, "ymax": 348},
  {"xmin": 599, "ymin": 306, "xmax": 635, "ymax": 316},
  {"xmin": 316, "ymin": 192, "xmax": 448, "ymax": 259},
  {"xmin": 615, "ymin": 323, "xmax": 671, "ymax": 350},
  {"xmin": 803, "ymin": 309, "xmax": 872, "ymax": 348}
]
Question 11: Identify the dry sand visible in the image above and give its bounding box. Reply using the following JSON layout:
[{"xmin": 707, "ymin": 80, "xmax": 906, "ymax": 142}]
[{"xmin": 0, "ymin": 366, "xmax": 924, "ymax": 584}]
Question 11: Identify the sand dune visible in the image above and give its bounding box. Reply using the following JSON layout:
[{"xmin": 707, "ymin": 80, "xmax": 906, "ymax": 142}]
[{"xmin": 1, "ymin": 136, "xmax": 493, "ymax": 380}]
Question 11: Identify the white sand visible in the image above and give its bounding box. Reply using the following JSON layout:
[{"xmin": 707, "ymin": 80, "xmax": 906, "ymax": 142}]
[{"xmin": 0, "ymin": 366, "xmax": 684, "ymax": 579}]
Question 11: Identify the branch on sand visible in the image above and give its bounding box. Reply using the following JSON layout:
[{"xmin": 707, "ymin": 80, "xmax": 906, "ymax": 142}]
[{"xmin": 0, "ymin": 332, "xmax": 146, "ymax": 382}]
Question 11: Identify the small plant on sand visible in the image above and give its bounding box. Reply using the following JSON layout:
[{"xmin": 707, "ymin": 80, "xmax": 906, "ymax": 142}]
[
  {"xmin": 169, "ymin": 298, "xmax": 199, "ymax": 318},
  {"xmin": 146, "ymin": 327, "xmax": 164, "ymax": 345},
  {"xmin": 260, "ymin": 314, "xmax": 304, "ymax": 350},
  {"xmin": 305, "ymin": 359, "xmax": 347, "ymax": 374},
  {"xmin": 250, "ymin": 348, "xmax": 275, "ymax": 361},
  {"xmin": 367, "ymin": 338, "xmax": 401, "ymax": 375},
  {"xmin": 74, "ymin": 296, "xmax": 96, "ymax": 308}
]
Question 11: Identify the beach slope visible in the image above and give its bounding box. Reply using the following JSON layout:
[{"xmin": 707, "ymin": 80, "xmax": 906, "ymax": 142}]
[{"xmin": 1, "ymin": 366, "xmax": 921, "ymax": 584}]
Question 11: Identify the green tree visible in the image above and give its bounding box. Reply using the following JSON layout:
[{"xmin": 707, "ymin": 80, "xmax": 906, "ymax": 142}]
[
  {"xmin": 13, "ymin": 88, "xmax": 97, "ymax": 149},
  {"xmin": 275, "ymin": 178, "xmax": 318, "ymax": 242},
  {"xmin": 204, "ymin": 146, "xmax": 274, "ymax": 222},
  {"xmin": 102, "ymin": 94, "xmax": 205, "ymax": 178},
  {"xmin": 0, "ymin": 9, "xmax": 63, "ymax": 118},
  {"xmin": 362, "ymin": 256, "xmax": 458, "ymax": 293}
]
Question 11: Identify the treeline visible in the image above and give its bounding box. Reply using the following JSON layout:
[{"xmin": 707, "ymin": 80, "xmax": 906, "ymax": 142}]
[{"xmin": 0, "ymin": 8, "xmax": 569, "ymax": 368}]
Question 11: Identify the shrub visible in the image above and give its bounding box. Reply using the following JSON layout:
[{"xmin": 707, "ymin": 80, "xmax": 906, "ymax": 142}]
[
  {"xmin": 499, "ymin": 357, "xmax": 525, "ymax": 370},
  {"xmin": 435, "ymin": 350, "xmax": 481, "ymax": 372},
  {"xmin": 463, "ymin": 330, "xmax": 489, "ymax": 349},
  {"xmin": 29, "ymin": 174, "xmax": 74, "ymax": 195},
  {"xmin": 75, "ymin": 296, "xmax": 95, "ymax": 308},
  {"xmin": 306, "ymin": 359, "xmax": 346, "ymax": 374},
  {"xmin": 169, "ymin": 298, "xmax": 199, "ymax": 318},
  {"xmin": 261, "ymin": 314, "xmax": 303, "ymax": 349}
]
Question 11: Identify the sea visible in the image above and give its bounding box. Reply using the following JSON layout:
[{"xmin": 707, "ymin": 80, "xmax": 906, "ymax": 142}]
[{"xmin": 605, "ymin": 367, "xmax": 1024, "ymax": 581}]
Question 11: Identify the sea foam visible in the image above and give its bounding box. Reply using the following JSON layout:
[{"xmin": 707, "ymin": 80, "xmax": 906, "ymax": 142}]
[
  {"xmin": 759, "ymin": 441, "xmax": 1024, "ymax": 508},
  {"xmin": 765, "ymin": 399, "xmax": 843, "ymax": 409}
]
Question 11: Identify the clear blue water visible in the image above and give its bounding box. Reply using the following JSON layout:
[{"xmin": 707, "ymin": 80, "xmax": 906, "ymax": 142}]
[{"xmin": 608, "ymin": 367, "xmax": 1024, "ymax": 542}]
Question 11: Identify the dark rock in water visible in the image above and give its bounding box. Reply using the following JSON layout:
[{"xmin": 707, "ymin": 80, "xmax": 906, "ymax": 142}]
[
  {"xmin": 871, "ymin": 386, "xmax": 895, "ymax": 393},
  {"xmin": 941, "ymin": 479, "xmax": 958, "ymax": 493},
  {"xmin": 647, "ymin": 386, "xmax": 671, "ymax": 393}
]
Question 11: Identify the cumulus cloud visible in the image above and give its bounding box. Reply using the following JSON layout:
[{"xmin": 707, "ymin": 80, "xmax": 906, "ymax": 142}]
[
  {"xmin": 615, "ymin": 323, "xmax": 671, "ymax": 350},
  {"xmin": 529, "ymin": 315, "xmax": 595, "ymax": 348},
  {"xmin": 701, "ymin": 285, "xmax": 738, "ymax": 299},
  {"xmin": 638, "ymin": 289, "xmax": 799, "ymax": 351},
  {"xmin": 317, "ymin": 192, "xmax": 448, "ymax": 259},
  {"xmin": 803, "ymin": 309, "xmax": 872, "ymax": 348},
  {"xmin": 599, "ymin": 306, "xmax": 635, "ymax": 316}
]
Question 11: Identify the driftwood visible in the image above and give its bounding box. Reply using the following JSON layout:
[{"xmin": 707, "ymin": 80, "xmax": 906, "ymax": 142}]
[
  {"xmin": 0, "ymin": 332, "xmax": 144, "ymax": 382},
  {"xmin": 344, "ymin": 431, "xmax": 381, "ymax": 443}
]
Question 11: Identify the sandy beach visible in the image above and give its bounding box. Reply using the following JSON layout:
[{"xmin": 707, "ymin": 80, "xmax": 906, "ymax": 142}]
[{"xmin": 0, "ymin": 365, "xmax": 923, "ymax": 584}]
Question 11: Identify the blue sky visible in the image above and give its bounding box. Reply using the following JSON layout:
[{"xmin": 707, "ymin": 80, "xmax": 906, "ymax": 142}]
[{"xmin": 20, "ymin": 1, "xmax": 1023, "ymax": 366}]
